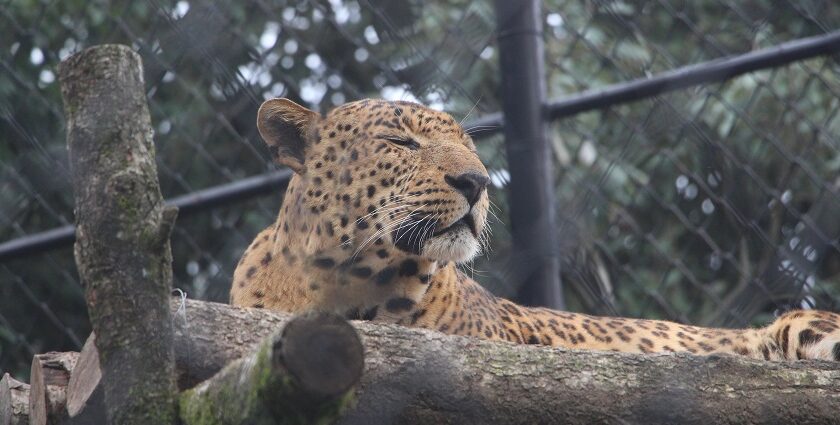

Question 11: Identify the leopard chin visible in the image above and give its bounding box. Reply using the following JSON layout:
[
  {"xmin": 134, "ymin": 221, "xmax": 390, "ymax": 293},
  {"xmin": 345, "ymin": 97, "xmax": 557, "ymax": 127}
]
[{"xmin": 421, "ymin": 225, "xmax": 481, "ymax": 263}]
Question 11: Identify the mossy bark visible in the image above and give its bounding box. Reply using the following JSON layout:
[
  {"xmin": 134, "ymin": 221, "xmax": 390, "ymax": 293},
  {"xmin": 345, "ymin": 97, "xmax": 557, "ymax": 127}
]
[
  {"xmin": 179, "ymin": 312, "xmax": 363, "ymax": 425},
  {"xmin": 59, "ymin": 44, "xmax": 178, "ymax": 424}
]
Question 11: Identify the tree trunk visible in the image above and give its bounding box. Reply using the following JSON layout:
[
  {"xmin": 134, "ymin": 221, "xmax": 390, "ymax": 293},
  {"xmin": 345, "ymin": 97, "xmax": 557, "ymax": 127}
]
[
  {"xmin": 28, "ymin": 352, "xmax": 78, "ymax": 425},
  {"xmin": 59, "ymin": 44, "xmax": 178, "ymax": 425},
  {"xmin": 179, "ymin": 312, "xmax": 364, "ymax": 424},
  {"xmin": 0, "ymin": 374, "xmax": 29, "ymax": 425}
]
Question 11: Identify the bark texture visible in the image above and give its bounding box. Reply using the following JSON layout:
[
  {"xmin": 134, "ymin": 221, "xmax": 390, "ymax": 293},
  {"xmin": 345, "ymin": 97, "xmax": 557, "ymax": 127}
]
[
  {"xmin": 28, "ymin": 352, "xmax": 78, "ymax": 425},
  {"xmin": 160, "ymin": 299, "xmax": 840, "ymax": 424},
  {"xmin": 180, "ymin": 312, "xmax": 363, "ymax": 425},
  {"xmin": 0, "ymin": 374, "xmax": 29, "ymax": 425},
  {"xmin": 59, "ymin": 44, "xmax": 178, "ymax": 424}
]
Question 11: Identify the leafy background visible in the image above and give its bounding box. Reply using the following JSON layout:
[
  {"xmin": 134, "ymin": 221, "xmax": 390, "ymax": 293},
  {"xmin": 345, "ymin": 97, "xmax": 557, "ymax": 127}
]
[{"xmin": 3, "ymin": 0, "xmax": 840, "ymax": 378}]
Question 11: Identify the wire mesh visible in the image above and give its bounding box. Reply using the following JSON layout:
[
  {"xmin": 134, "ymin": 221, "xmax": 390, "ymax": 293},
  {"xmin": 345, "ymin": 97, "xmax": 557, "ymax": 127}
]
[
  {"xmin": 2, "ymin": 0, "xmax": 840, "ymax": 379},
  {"xmin": 539, "ymin": 1, "xmax": 840, "ymax": 330}
]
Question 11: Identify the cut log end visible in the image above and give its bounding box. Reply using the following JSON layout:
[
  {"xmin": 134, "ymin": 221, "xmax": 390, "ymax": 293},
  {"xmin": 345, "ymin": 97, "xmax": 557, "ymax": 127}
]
[
  {"xmin": 179, "ymin": 311, "xmax": 364, "ymax": 424},
  {"xmin": 1, "ymin": 373, "xmax": 30, "ymax": 425},
  {"xmin": 28, "ymin": 352, "xmax": 78, "ymax": 425},
  {"xmin": 278, "ymin": 311, "xmax": 365, "ymax": 399}
]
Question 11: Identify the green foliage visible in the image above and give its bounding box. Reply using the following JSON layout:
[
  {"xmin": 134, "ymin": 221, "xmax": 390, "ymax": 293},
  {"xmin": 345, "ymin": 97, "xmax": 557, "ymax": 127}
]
[{"xmin": 542, "ymin": 0, "xmax": 840, "ymax": 325}]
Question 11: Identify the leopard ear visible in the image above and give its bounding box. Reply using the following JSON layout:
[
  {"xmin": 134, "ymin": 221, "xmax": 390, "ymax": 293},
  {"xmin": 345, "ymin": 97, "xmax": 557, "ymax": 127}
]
[{"xmin": 257, "ymin": 98, "xmax": 321, "ymax": 173}]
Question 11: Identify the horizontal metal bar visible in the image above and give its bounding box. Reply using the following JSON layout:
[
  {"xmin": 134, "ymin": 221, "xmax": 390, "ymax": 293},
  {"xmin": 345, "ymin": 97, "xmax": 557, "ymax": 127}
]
[
  {"xmin": 547, "ymin": 29, "xmax": 840, "ymax": 119},
  {"xmin": 0, "ymin": 225, "xmax": 77, "ymax": 262},
  {"xmin": 458, "ymin": 31, "xmax": 840, "ymax": 133},
  {"xmin": 167, "ymin": 169, "xmax": 292, "ymax": 215},
  {"xmin": 0, "ymin": 169, "xmax": 293, "ymax": 262}
]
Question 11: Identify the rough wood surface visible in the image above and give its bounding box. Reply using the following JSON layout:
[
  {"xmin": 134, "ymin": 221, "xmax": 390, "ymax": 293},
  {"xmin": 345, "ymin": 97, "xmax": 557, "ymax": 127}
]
[
  {"xmin": 161, "ymin": 299, "xmax": 840, "ymax": 424},
  {"xmin": 59, "ymin": 44, "xmax": 178, "ymax": 424},
  {"xmin": 67, "ymin": 297, "xmax": 840, "ymax": 423},
  {"xmin": 28, "ymin": 352, "xmax": 78, "ymax": 425},
  {"xmin": 1, "ymin": 374, "xmax": 29, "ymax": 425},
  {"xmin": 179, "ymin": 312, "xmax": 363, "ymax": 425},
  {"xmin": 66, "ymin": 335, "xmax": 104, "ymax": 424}
]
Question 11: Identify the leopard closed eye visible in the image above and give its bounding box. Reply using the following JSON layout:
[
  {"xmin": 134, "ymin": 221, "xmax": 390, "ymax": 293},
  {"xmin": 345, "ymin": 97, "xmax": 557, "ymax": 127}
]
[{"xmin": 231, "ymin": 97, "xmax": 840, "ymax": 362}]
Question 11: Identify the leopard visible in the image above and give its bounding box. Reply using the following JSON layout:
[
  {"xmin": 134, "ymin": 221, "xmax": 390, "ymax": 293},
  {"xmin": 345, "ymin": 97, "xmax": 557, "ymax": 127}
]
[{"xmin": 231, "ymin": 97, "xmax": 840, "ymax": 361}]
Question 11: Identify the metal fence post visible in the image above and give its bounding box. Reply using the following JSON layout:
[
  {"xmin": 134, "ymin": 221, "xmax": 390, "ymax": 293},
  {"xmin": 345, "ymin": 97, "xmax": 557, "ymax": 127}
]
[{"xmin": 494, "ymin": 0, "xmax": 563, "ymax": 309}]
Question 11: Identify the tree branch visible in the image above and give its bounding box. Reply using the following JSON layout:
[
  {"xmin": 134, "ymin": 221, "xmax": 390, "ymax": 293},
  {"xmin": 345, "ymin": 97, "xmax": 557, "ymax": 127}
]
[{"xmin": 59, "ymin": 44, "xmax": 178, "ymax": 424}]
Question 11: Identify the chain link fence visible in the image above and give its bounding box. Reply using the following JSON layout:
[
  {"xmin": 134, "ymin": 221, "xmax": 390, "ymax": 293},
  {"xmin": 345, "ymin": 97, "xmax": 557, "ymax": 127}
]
[
  {"xmin": 540, "ymin": 2, "xmax": 840, "ymax": 329},
  {"xmin": 2, "ymin": 0, "xmax": 840, "ymax": 379}
]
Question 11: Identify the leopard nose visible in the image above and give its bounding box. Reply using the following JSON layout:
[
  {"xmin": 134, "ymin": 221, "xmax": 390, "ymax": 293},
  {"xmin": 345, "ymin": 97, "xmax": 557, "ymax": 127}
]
[{"xmin": 445, "ymin": 172, "xmax": 490, "ymax": 207}]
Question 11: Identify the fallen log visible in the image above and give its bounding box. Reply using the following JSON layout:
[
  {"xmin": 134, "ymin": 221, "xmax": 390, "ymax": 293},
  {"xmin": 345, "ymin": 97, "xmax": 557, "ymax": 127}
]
[
  {"xmin": 28, "ymin": 352, "xmax": 78, "ymax": 425},
  {"xmin": 180, "ymin": 311, "xmax": 363, "ymax": 424},
  {"xmin": 76, "ymin": 298, "xmax": 840, "ymax": 424},
  {"xmin": 0, "ymin": 374, "xmax": 29, "ymax": 425},
  {"xmin": 59, "ymin": 295, "xmax": 840, "ymax": 423}
]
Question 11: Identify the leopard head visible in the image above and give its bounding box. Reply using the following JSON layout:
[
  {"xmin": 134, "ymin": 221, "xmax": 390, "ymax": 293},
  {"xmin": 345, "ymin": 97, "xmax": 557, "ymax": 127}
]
[{"xmin": 258, "ymin": 98, "xmax": 490, "ymax": 265}]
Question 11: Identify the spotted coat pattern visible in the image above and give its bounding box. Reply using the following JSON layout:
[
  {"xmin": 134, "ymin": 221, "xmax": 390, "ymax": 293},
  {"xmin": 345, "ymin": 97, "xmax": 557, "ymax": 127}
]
[{"xmin": 231, "ymin": 98, "xmax": 840, "ymax": 361}]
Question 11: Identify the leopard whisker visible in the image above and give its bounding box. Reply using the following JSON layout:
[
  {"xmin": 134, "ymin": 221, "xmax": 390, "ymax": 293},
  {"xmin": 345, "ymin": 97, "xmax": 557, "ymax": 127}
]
[
  {"xmin": 410, "ymin": 211, "xmax": 443, "ymax": 248},
  {"xmin": 355, "ymin": 207, "xmax": 416, "ymax": 248},
  {"xmin": 354, "ymin": 201, "xmax": 412, "ymax": 225},
  {"xmin": 487, "ymin": 199, "xmax": 504, "ymax": 224},
  {"xmin": 417, "ymin": 211, "xmax": 443, "ymax": 245},
  {"xmin": 351, "ymin": 203, "xmax": 427, "ymax": 258},
  {"xmin": 464, "ymin": 125, "xmax": 499, "ymax": 135},
  {"xmin": 406, "ymin": 212, "xmax": 433, "ymax": 245},
  {"xmin": 459, "ymin": 95, "xmax": 482, "ymax": 125},
  {"xmin": 399, "ymin": 212, "xmax": 434, "ymax": 248}
]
